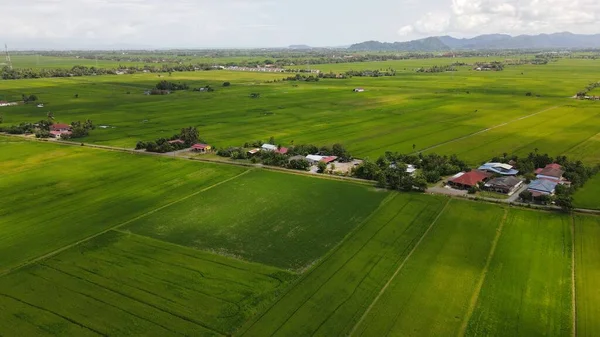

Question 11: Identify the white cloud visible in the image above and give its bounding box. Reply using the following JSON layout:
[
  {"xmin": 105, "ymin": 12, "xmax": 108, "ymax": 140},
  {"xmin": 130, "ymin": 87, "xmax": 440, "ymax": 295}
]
[
  {"xmin": 397, "ymin": 25, "xmax": 414, "ymax": 36},
  {"xmin": 400, "ymin": 0, "xmax": 600, "ymax": 37}
]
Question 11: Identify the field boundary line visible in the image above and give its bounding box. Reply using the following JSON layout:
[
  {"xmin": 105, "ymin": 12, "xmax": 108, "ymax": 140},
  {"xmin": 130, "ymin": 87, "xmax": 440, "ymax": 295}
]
[
  {"xmin": 571, "ymin": 215, "xmax": 577, "ymax": 337},
  {"xmin": 348, "ymin": 198, "xmax": 452, "ymax": 336},
  {"xmin": 415, "ymin": 105, "xmax": 559, "ymax": 153},
  {"xmin": 0, "ymin": 169, "xmax": 252, "ymax": 278},
  {"xmin": 237, "ymin": 192, "xmax": 398, "ymax": 336},
  {"xmin": 458, "ymin": 208, "xmax": 508, "ymax": 336}
]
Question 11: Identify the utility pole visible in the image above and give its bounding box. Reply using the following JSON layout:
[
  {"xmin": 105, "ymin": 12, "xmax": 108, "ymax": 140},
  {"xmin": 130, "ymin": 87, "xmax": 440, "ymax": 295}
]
[{"xmin": 4, "ymin": 44, "xmax": 12, "ymax": 70}]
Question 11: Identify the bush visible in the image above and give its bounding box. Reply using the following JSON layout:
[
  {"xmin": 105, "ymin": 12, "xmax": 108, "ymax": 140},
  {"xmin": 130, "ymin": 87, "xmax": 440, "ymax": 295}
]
[{"xmin": 223, "ymin": 82, "xmax": 231, "ymax": 87}]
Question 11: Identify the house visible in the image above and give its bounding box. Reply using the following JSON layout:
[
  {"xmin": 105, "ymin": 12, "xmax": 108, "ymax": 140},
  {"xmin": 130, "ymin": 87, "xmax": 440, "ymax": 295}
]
[
  {"xmin": 320, "ymin": 156, "xmax": 338, "ymax": 164},
  {"xmin": 50, "ymin": 123, "xmax": 72, "ymax": 132},
  {"xmin": 275, "ymin": 147, "xmax": 288, "ymax": 155},
  {"xmin": 191, "ymin": 143, "xmax": 211, "ymax": 153},
  {"xmin": 484, "ymin": 176, "xmax": 523, "ymax": 195},
  {"xmin": 37, "ymin": 104, "xmax": 44, "ymax": 108},
  {"xmin": 353, "ymin": 88, "xmax": 365, "ymax": 92},
  {"xmin": 306, "ymin": 155, "xmax": 324, "ymax": 164},
  {"xmin": 448, "ymin": 170, "xmax": 492, "ymax": 190},
  {"xmin": 0, "ymin": 101, "xmax": 18, "ymax": 107},
  {"xmin": 168, "ymin": 139, "xmax": 185, "ymax": 145},
  {"xmin": 535, "ymin": 163, "xmax": 564, "ymax": 182},
  {"xmin": 528, "ymin": 179, "xmax": 558, "ymax": 196},
  {"xmin": 261, "ymin": 143, "xmax": 278, "ymax": 152},
  {"xmin": 49, "ymin": 130, "xmax": 72, "ymax": 139},
  {"xmin": 247, "ymin": 148, "xmax": 261, "ymax": 155},
  {"xmin": 477, "ymin": 162, "xmax": 519, "ymax": 176},
  {"xmin": 406, "ymin": 164, "xmax": 417, "ymax": 175}
]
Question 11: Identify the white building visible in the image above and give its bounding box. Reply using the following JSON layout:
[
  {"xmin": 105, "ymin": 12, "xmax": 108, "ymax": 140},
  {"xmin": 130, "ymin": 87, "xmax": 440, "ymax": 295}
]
[
  {"xmin": 306, "ymin": 155, "xmax": 324, "ymax": 164},
  {"xmin": 261, "ymin": 144, "xmax": 278, "ymax": 151}
]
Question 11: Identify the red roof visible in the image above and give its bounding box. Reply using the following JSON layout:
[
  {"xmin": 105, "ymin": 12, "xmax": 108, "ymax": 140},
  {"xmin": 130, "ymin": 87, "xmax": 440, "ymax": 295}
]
[
  {"xmin": 320, "ymin": 156, "xmax": 338, "ymax": 163},
  {"xmin": 168, "ymin": 139, "xmax": 185, "ymax": 144},
  {"xmin": 192, "ymin": 143, "xmax": 209, "ymax": 149},
  {"xmin": 51, "ymin": 123, "xmax": 71, "ymax": 130},
  {"xmin": 275, "ymin": 147, "xmax": 288, "ymax": 154},
  {"xmin": 546, "ymin": 163, "xmax": 562, "ymax": 170},
  {"xmin": 449, "ymin": 170, "xmax": 491, "ymax": 187}
]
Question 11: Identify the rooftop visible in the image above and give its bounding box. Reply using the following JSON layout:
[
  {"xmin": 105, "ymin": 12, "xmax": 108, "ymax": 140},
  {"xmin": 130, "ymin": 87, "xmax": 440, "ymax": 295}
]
[
  {"xmin": 449, "ymin": 170, "xmax": 491, "ymax": 187},
  {"xmin": 528, "ymin": 179, "xmax": 558, "ymax": 194}
]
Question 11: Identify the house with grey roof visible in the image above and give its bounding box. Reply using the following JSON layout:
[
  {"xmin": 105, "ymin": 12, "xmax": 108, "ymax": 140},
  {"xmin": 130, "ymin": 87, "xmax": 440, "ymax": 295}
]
[{"xmin": 478, "ymin": 162, "xmax": 519, "ymax": 176}]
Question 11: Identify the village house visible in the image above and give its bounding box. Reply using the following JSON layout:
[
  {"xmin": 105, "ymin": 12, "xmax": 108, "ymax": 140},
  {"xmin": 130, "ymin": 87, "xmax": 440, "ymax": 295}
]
[
  {"xmin": 484, "ymin": 176, "xmax": 523, "ymax": 195},
  {"xmin": 275, "ymin": 147, "xmax": 288, "ymax": 155},
  {"xmin": 406, "ymin": 164, "xmax": 417, "ymax": 176},
  {"xmin": 261, "ymin": 143, "xmax": 278, "ymax": 152},
  {"xmin": 477, "ymin": 162, "xmax": 519, "ymax": 176},
  {"xmin": 0, "ymin": 101, "xmax": 18, "ymax": 107},
  {"xmin": 447, "ymin": 170, "xmax": 492, "ymax": 190},
  {"xmin": 247, "ymin": 148, "xmax": 261, "ymax": 155},
  {"xmin": 305, "ymin": 155, "xmax": 324, "ymax": 165},
  {"xmin": 535, "ymin": 163, "xmax": 564, "ymax": 182},
  {"xmin": 353, "ymin": 88, "xmax": 365, "ymax": 92},
  {"xmin": 191, "ymin": 143, "xmax": 211, "ymax": 153},
  {"xmin": 528, "ymin": 179, "xmax": 558, "ymax": 196}
]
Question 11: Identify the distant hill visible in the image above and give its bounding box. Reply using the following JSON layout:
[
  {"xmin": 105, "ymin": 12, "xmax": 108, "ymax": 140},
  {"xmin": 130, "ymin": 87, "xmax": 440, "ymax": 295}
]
[{"xmin": 348, "ymin": 32, "xmax": 600, "ymax": 51}]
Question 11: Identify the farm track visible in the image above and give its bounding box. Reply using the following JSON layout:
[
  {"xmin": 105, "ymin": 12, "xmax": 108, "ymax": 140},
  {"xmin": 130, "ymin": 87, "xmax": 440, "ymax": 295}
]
[
  {"xmin": 348, "ymin": 198, "xmax": 452, "ymax": 336},
  {"xmin": 416, "ymin": 105, "xmax": 559, "ymax": 153},
  {"xmin": 0, "ymin": 169, "xmax": 252, "ymax": 278},
  {"xmin": 458, "ymin": 208, "xmax": 508, "ymax": 336}
]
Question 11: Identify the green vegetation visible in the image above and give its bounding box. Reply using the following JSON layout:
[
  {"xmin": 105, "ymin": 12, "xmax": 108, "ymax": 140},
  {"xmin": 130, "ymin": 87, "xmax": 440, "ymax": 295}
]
[
  {"xmin": 0, "ymin": 136, "xmax": 246, "ymax": 271},
  {"xmin": 574, "ymin": 175, "xmax": 600, "ymax": 210},
  {"xmin": 353, "ymin": 201, "xmax": 504, "ymax": 336},
  {"xmin": 575, "ymin": 214, "xmax": 600, "ymax": 336},
  {"xmin": 466, "ymin": 209, "xmax": 573, "ymax": 336},
  {"xmin": 123, "ymin": 169, "xmax": 389, "ymax": 270},
  {"xmin": 0, "ymin": 231, "xmax": 293, "ymax": 336},
  {"xmin": 240, "ymin": 193, "xmax": 447, "ymax": 336},
  {"xmin": 1, "ymin": 57, "xmax": 600, "ymax": 167}
]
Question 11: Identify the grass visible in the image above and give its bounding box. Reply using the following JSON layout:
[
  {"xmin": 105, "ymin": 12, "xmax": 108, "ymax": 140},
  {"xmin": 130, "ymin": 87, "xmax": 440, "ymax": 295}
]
[
  {"xmin": 352, "ymin": 200, "xmax": 505, "ymax": 336},
  {"xmin": 478, "ymin": 191, "xmax": 510, "ymax": 200},
  {"xmin": 466, "ymin": 209, "xmax": 573, "ymax": 336},
  {"xmin": 0, "ymin": 136, "xmax": 247, "ymax": 272},
  {"xmin": 239, "ymin": 193, "xmax": 448, "ymax": 336},
  {"xmin": 574, "ymin": 174, "xmax": 600, "ymax": 210},
  {"xmin": 1, "ymin": 57, "xmax": 600, "ymax": 166},
  {"xmin": 574, "ymin": 214, "xmax": 600, "ymax": 337},
  {"xmin": 0, "ymin": 230, "xmax": 294, "ymax": 336},
  {"xmin": 122, "ymin": 169, "xmax": 389, "ymax": 270}
]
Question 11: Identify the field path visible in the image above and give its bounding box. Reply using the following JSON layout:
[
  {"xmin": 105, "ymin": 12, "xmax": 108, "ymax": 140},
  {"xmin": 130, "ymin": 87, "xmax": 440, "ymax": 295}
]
[
  {"xmin": 571, "ymin": 215, "xmax": 577, "ymax": 337},
  {"xmin": 0, "ymin": 169, "xmax": 252, "ymax": 278},
  {"xmin": 416, "ymin": 105, "xmax": 559, "ymax": 153},
  {"xmin": 458, "ymin": 208, "xmax": 508, "ymax": 336},
  {"xmin": 348, "ymin": 198, "xmax": 452, "ymax": 336}
]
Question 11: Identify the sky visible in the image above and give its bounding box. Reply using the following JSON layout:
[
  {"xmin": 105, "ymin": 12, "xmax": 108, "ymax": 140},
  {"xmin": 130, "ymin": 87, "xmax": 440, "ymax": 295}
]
[{"xmin": 2, "ymin": 0, "xmax": 600, "ymax": 49}]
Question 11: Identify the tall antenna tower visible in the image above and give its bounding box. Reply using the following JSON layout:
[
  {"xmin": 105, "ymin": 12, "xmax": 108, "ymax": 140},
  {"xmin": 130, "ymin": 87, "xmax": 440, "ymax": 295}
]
[{"xmin": 4, "ymin": 44, "xmax": 12, "ymax": 70}]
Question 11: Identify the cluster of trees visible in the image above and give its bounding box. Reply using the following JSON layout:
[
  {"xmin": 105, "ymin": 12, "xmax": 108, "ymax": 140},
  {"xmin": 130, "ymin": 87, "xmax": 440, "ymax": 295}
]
[
  {"xmin": 416, "ymin": 65, "xmax": 456, "ymax": 73},
  {"xmin": 156, "ymin": 80, "xmax": 188, "ymax": 91},
  {"xmin": 576, "ymin": 81, "xmax": 600, "ymax": 98},
  {"xmin": 135, "ymin": 126, "xmax": 201, "ymax": 153},
  {"xmin": 343, "ymin": 69, "xmax": 396, "ymax": 77},
  {"xmin": 281, "ymin": 74, "xmax": 320, "ymax": 82},
  {"xmin": 21, "ymin": 94, "xmax": 39, "ymax": 103},
  {"xmin": 60, "ymin": 120, "xmax": 95, "ymax": 139},
  {"xmin": 352, "ymin": 151, "xmax": 468, "ymax": 191},
  {"xmin": 0, "ymin": 122, "xmax": 39, "ymax": 134}
]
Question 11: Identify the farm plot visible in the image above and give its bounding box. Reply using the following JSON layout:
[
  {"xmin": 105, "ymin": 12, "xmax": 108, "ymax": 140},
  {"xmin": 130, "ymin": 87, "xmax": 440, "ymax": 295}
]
[
  {"xmin": 575, "ymin": 214, "xmax": 600, "ymax": 336},
  {"xmin": 352, "ymin": 200, "xmax": 504, "ymax": 337},
  {"xmin": 465, "ymin": 209, "xmax": 573, "ymax": 337},
  {"xmin": 574, "ymin": 174, "xmax": 600, "ymax": 210},
  {"xmin": 239, "ymin": 193, "xmax": 448, "ymax": 336},
  {"xmin": 123, "ymin": 169, "xmax": 389, "ymax": 270},
  {"xmin": 0, "ymin": 230, "xmax": 293, "ymax": 336},
  {"xmin": 0, "ymin": 136, "xmax": 247, "ymax": 272}
]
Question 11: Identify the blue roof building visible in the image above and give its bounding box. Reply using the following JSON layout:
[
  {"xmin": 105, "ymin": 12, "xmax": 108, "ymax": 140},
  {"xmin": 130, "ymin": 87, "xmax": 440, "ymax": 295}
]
[
  {"xmin": 528, "ymin": 179, "xmax": 558, "ymax": 195},
  {"xmin": 477, "ymin": 162, "xmax": 519, "ymax": 176}
]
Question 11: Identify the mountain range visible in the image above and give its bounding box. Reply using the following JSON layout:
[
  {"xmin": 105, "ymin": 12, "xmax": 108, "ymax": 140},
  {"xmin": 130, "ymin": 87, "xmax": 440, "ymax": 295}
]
[{"xmin": 348, "ymin": 32, "xmax": 600, "ymax": 51}]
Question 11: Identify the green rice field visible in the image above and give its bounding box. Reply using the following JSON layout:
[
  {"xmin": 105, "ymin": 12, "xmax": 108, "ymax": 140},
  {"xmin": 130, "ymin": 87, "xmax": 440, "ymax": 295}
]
[
  {"xmin": 1, "ymin": 57, "xmax": 599, "ymax": 165},
  {"xmin": 2, "ymin": 53, "xmax": 600, "ymax": 336}
]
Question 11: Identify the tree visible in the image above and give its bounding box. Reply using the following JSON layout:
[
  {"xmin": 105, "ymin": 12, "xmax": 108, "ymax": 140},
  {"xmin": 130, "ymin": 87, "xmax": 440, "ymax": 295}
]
[
  {"xmin": 223, "ymin": 82, "xmax": 231, "ymax": 87},
  {"xmin": 0, "ymin": 114, "xmax": 3, "ymax": 124},
  {"xmin": 519, "ymin": 190, "xmax": 533, "ymax": 202},
  {"xmin": 47, "ymin": 111, "xmax": 55, "ymax": 121},
  {"xmin": 412, "ymin": 144, "xmax": 416, "ymax": 151},
  {"xmin": 555, "ymin": 195, "xmax": 574, "ymax": 212},
  {"xmin": 317, "ymin": 161, "xmax": 328, "ymax": 173},
  {"xmin": 250, "ymin": 93, "xmax": 260, "ymax": 98},
  {"xmin": 74, "ymin": 93, "xmax": 79, "ymax": 98},
  {"xmin": 180, "ymin": 126, "xmax": 199, "ymax": 145},
  {"xmin": 268, "ymin": 136, "xmax": 275, "ymax": 144}
]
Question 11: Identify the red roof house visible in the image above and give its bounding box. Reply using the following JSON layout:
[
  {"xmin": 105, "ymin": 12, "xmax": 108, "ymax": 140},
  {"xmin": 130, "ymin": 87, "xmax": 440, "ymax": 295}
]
[
  {"xmin": 275, "ymin": 147, "xmax": 288, "ymax": 155},
  {"xmin": 448, "ymin": 170, "xmax": 491, "ymax": 189},
  {"xmin": 191, "ymin": 143, "xmax": 211, "ymax": 153},
  {"xmin": 50, "ymin": 123, "xmax": 71, "ymax": 132},
  {"xmin": 535, "ymin": 163, "xmax": 564, "ymax": 180},
  {"xmin": 320, "ymin": 156, "xmax": 338, "ymax": 164}
]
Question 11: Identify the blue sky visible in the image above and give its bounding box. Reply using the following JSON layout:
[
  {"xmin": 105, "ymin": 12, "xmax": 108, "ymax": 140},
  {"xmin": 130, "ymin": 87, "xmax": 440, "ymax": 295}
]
[{"xmin": 2, "ymin": 0, "xmax": 600, "ymax": 49}]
